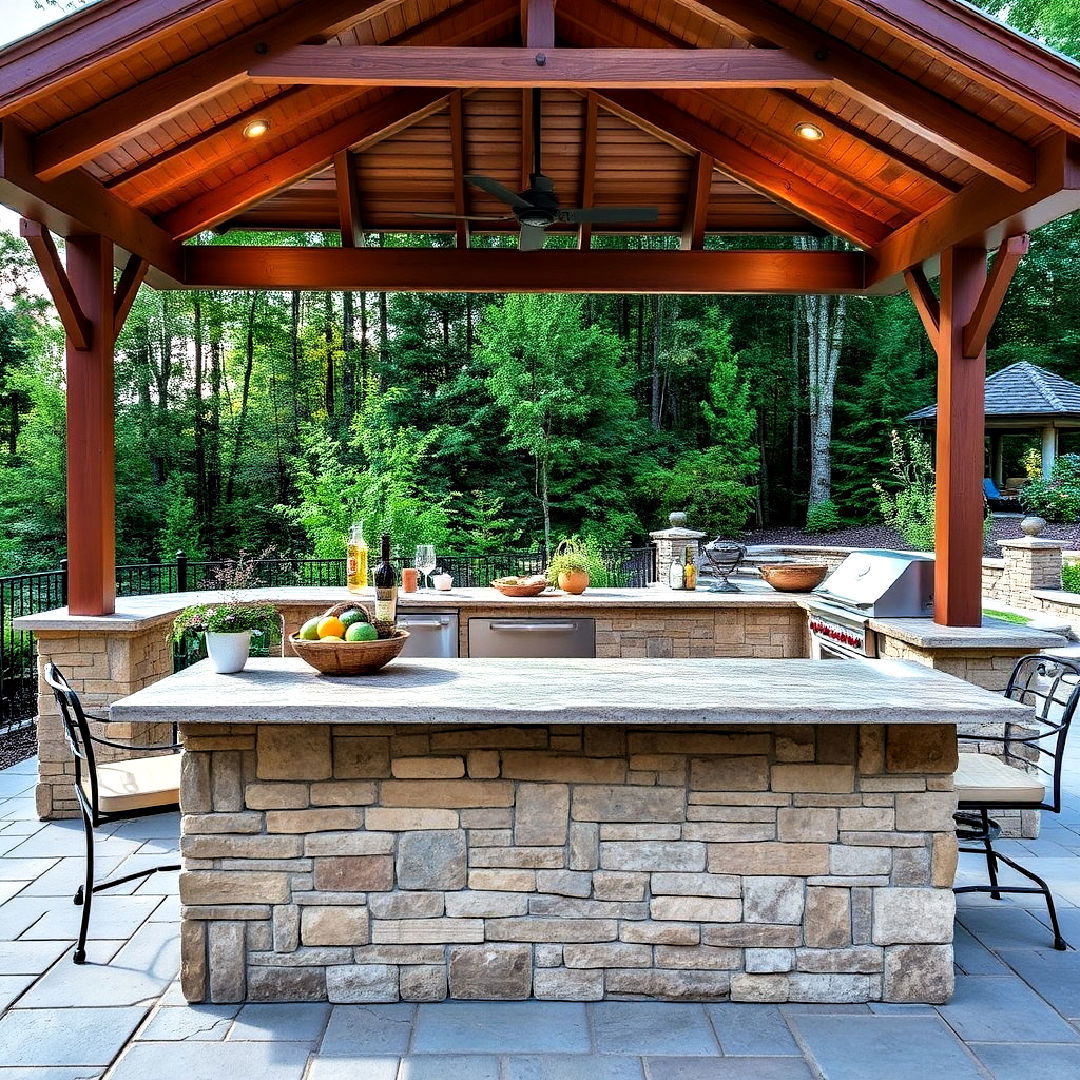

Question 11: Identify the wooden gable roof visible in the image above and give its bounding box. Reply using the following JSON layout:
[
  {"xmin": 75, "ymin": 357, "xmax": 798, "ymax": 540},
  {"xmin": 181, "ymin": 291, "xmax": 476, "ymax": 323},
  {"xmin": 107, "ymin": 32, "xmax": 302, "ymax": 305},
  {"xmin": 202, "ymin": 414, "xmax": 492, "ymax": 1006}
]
[{"xmin": 1, "ymin": 0, "xmax": 1079, "ymax": 294}]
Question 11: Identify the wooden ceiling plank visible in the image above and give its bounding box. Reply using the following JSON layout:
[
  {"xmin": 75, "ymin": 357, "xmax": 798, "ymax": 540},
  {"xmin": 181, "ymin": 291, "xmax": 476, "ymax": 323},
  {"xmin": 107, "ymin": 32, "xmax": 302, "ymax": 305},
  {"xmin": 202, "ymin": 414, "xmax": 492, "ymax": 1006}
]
[
  {"xmin": 681, "ymin": 151, "xmax": 713, "ymax": 250},
  {"xmin": 106, "ymin": 0, "xmax": 511, "ymax": 206},
  {"xmin": 577, "ymin": 94, "xmax": 598, "ymax": 249},
  {"xmin": 523, "ymin": 0, "xmax": 555, "ymax": 48},
  {"xmin": 18, "ymin": 218, "xmax": 92, "ymax": 348},
  {"xmin": 32, "ymin": 0, "xmax": 389, "ymax": 182},
  {"xmin": 597, "ymin": 90, "xmax": 889, "ymax": 247},
  {"xmin": 448, "ymin": 91, "xmax": 470, "ymax": 249},
  {"xmin": 248, "ymin": 45, "xmax": 833, "ymax": 89},
  {"xmin": 334, "ymin": 150, "xmax": 365, "ymax": 248},
  {"xmin": 903, "ymin": 266, "xmax": 940, "ymax": 348},
  {"xmin": 0, "ymin": 0, "xmax": 239, "ymax": 116},
  {"xmin": 678, "ymin": 0, "xmax": 1036, "ymax": 191},
  {"xmin": 962, "ymin": 233, "xmax": 1030, "ymax": 358},
  {"xmin": 824, "ymin": 0, "xmax": 1080, "ymax": 139},
  {"xmin": 0, "ymin": 121, "xmax": 182, "ymax": 280},
  {"xmin": 113, "ymin": 252, "xmax": 149, "ymax": 333},
  {"xmin": 181, "ymin": 245, "xmax": 869, "ymax": 293},
  {"xmin": 160, "ymin": 87, "xmax": 448, "ymax": 240}
]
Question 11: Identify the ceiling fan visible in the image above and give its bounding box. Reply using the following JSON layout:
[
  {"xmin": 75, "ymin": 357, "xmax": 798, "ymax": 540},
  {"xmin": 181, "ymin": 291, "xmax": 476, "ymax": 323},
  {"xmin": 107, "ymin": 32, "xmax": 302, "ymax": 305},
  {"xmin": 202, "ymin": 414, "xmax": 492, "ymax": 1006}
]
[{"xmin": 415, "ymin": 89, "xmax": 659, "ymax": 250}]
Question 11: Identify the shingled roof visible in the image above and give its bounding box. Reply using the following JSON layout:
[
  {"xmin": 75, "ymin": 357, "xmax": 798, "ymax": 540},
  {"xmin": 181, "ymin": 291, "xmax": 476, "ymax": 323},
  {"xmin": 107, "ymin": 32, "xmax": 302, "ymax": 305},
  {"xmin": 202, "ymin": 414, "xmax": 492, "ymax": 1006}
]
[{"xmin": 907, "ymin": 361, "xmax": 1080, "ymax": 423}]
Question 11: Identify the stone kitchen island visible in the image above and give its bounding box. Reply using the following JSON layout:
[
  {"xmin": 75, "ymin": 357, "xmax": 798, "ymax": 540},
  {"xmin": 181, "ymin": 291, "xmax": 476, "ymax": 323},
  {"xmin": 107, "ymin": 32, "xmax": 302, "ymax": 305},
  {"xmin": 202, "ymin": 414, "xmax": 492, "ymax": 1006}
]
[{"xmin": 109, "ymin": 655, "xmax": 1029, "ymax": 1006}]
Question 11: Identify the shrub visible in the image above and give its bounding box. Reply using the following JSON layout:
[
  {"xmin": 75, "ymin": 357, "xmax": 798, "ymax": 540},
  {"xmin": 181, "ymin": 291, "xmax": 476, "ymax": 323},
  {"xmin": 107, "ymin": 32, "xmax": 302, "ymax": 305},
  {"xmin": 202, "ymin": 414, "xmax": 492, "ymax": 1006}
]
[
  {"xmin": 804, "ymin": 499, "xmax": 841, "ymax": 533},
  {"xmin": 1019, "ymin": 450, "xmax": 1080, "ymax": 523},
  {"xmin": 873, "ymin": 429, "xmax": 937, "ymax": 550},
  {"xmin": 1063, "ymin": 561, "xmax": 1080, "ymax": 594}
]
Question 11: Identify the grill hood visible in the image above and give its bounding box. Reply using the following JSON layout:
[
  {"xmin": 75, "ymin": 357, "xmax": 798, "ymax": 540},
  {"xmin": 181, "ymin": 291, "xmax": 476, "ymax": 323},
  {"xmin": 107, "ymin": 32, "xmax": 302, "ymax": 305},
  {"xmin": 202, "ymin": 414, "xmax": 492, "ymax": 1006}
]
[{"xmin": 811, "ymin": 549, "xmax": 934, "ymax": 618}]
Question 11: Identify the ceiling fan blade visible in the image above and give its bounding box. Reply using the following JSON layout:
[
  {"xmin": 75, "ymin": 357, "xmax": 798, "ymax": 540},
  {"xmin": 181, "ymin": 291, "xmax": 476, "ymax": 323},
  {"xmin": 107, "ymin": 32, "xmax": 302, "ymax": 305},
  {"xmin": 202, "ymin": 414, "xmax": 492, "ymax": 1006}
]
[
  {"xmin": 465, "ymin": 175, "xmax": 532, "ymax": 209},
  {"xmin": 403, "ymin": 211, "xmax": 514, "ymax": 222},
  {"xmin": 518, "ymin": 225, "xmax": 547, "ymax": 251},
  {"xmin": 560, "ymin": 206, "xmax": 660, "ymax": 224}
]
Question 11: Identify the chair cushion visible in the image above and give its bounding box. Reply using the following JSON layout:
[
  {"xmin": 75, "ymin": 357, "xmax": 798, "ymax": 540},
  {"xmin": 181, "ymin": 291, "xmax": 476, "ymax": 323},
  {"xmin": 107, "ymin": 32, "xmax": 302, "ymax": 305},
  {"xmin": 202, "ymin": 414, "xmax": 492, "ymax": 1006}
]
[
  {"xmin": 80, "ymin": 753, "xmax": 181, "ymax": 814},
  {"xmin": 954, "ymin": 752, "xmax": 1045, "ymax": 806}
]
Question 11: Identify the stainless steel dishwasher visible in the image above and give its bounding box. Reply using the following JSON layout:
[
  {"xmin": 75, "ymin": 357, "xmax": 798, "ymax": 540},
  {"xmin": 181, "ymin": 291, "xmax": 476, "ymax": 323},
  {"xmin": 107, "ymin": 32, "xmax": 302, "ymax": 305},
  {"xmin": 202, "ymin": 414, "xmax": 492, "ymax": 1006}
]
[
  {"xmin": 468, "ymin": 617, "xmax": 595, "ymax": 659},
  {"xmin": 397, "ymin": 611, "xmax": 459, "ymax": 658}
]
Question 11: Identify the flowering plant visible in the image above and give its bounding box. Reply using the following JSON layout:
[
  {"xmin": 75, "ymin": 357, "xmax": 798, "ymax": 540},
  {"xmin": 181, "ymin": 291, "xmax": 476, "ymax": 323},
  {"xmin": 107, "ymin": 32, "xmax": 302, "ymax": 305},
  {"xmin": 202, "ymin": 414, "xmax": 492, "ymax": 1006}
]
[{"xmin": 172, "ymin": 600, "xmax": 280, "ymax": 642}]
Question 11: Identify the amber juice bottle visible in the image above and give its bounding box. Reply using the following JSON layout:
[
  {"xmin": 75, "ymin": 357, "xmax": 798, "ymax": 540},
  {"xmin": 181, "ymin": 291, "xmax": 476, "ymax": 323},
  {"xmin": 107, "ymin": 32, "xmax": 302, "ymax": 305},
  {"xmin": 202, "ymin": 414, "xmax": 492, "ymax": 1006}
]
[{"xmin": 347, "ymin": 522, "xmax": 369, "ymax": 593}]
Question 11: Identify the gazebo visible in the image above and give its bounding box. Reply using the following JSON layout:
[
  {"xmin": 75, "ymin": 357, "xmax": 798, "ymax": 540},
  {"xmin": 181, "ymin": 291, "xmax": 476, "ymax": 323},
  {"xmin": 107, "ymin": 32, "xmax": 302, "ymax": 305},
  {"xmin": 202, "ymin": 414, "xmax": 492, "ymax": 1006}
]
[
  {"xmin": 3, "ymin": 0, "xmax": 1080, "ymax": 627},
  {"xmin": 907, "ymin": 360, "xmax": 1080, "ymax": 485}
]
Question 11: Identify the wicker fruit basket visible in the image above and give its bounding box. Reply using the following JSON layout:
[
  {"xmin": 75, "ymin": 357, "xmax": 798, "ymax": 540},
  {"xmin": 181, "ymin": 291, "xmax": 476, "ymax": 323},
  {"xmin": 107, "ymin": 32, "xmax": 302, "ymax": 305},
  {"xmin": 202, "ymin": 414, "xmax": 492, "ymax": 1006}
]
[
  {"xmin": 758, "ymin": 563, "xmax": 829, "ymax": 592},
  {"xmin": 289, "ymin": 630, "xmax": 410, "ymax": 676}
]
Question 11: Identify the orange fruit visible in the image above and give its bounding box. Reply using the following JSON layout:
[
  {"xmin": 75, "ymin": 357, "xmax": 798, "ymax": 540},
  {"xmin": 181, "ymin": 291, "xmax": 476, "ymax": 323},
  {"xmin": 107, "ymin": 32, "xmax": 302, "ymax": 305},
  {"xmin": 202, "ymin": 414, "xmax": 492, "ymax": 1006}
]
[{"xmin": 317, "ymin": 616, "xmax": 346, "ymax": 639}]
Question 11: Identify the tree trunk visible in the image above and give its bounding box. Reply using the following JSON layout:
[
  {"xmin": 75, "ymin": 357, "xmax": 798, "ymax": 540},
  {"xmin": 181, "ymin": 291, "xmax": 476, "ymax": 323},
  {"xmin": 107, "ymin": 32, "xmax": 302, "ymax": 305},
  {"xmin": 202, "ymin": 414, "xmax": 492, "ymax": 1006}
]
[
  {"xmin": 192, "ymin": 293, "xmax": 206, "ymax": 520},
  {"xmin": 342, "ymin": 291, "xmax": 356, "ymax": 418},
  {"xmin": 324, "ymin": 292, "xmax": 335, "ymax": 418},
  {"xmin": 225, "ymin": 294, "xmax": 259, "ymax": 504},
  {"xmin": 649, "ymin": 294, "xmax": 663, "ymax": 429}
]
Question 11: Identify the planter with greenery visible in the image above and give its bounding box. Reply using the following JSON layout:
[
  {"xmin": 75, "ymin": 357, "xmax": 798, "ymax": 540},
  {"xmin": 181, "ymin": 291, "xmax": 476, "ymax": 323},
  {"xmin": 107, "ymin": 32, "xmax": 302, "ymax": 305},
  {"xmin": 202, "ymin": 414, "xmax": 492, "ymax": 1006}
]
[
  {"xmin": 546, "ymin": 537, "xmax": 591, "ymax": 594},
  {"xmin": 173, "ymin": 600, "xmax": 280, "ymax": 673}
]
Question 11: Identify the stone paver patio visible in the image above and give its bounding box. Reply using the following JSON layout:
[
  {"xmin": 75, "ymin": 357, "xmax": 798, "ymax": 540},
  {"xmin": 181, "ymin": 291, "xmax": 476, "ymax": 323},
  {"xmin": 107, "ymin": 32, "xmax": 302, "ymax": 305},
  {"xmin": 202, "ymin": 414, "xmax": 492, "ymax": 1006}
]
[{"xmin": 1, "ymin": 744, "xmax": 1080, "ymax": 1079}]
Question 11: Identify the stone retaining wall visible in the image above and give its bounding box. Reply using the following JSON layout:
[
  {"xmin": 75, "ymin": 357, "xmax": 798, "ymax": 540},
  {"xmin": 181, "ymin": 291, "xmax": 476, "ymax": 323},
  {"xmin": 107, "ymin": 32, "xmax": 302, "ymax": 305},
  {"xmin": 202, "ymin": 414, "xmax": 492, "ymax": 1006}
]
[{"xmin": 178, "ymin": 721, "xmax": 958, "ymax": 1005}]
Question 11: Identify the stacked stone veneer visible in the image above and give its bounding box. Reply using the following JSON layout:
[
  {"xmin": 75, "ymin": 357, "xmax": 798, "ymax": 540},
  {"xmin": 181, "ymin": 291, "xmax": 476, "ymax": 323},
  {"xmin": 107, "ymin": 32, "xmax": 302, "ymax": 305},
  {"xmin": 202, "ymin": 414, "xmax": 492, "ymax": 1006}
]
[
  {"xmin": 33, "ymin": 627, "xmax": 174, "ymax": 819},
  {"xmin": 178, "ymin": 721, "xmax": 958, "ymax": 1005}
]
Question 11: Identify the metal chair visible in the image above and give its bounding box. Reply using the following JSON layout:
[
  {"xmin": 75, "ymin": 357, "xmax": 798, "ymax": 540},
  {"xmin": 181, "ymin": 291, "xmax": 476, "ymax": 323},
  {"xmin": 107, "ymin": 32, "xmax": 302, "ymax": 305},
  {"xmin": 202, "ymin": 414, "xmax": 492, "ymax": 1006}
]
[
  {"xmin": 43, "ymin": 662, "xmax": 181, "ymax": 964},
  {"xmin": 953, "ymin": 653, "xmax": 1080, "ymax": 951}
]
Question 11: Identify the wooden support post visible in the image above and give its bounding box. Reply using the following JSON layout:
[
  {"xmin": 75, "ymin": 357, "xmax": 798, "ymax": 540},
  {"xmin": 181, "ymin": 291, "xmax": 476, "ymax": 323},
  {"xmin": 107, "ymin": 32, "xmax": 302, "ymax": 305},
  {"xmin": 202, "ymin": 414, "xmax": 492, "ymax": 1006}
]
[
  {"xmin": 334, "ymin": 150, "xmax": 365, "ymax": 248},
  {"xmin": 934, "ymin": 245, "xmax": 987, "ymax": 627},
  {"xmin": 448, "ymin": 91, "xmax": 470, "ymax": 250},
  {"xmin": 578, "ymin": 95, "xmax": 598, "ymax": 250},
  {"xmin": 65, "ymin": 233, "xmax": 116, "ymax": 616}
]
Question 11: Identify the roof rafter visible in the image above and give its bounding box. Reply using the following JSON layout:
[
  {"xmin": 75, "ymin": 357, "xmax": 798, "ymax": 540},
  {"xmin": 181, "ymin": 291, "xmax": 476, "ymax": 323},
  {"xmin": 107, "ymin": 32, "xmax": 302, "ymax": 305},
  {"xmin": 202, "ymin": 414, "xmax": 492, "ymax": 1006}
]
[
  {"xmin": 32, "ymin": 0, "xmax": 390, "ymax": 182},
  {"xmin": 596, "ymin": 90, "xmax": 892, "ymax": 247},
  {"xmin": 678, "ymin": 0, "xmax": 1036, "ymax": 191},
  {"xmin": 160, "ymin": 88, "xmax": 449, "ymax": 240}
]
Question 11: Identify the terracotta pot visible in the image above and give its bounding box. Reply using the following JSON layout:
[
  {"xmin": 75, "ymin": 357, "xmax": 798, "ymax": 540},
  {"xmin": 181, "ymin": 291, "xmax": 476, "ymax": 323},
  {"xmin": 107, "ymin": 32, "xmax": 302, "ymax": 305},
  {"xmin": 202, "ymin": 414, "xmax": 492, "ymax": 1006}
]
[{"xmin": 558, "ymin": 570, "xmax": 589, "ymax": 595}]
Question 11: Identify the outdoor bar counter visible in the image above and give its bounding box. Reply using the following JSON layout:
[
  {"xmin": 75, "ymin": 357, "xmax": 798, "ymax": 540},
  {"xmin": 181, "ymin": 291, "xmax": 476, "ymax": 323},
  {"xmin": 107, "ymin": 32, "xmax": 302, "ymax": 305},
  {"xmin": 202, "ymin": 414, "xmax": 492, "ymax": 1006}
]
[{"xmin": 110, "ymin": 655, "xmax": 1029, "ymax": 1006}]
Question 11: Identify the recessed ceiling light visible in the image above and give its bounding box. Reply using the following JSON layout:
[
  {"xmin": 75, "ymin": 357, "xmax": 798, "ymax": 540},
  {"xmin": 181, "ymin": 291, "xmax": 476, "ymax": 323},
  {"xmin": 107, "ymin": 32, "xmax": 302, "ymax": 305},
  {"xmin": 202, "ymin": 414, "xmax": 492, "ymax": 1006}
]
[
  {"xmin": 795, "ymin": 122, "xmax": 825, "ymax": 142},
  {"xmin": 243, "ymin": 118, "xmax": 271, "ymax": 139}
]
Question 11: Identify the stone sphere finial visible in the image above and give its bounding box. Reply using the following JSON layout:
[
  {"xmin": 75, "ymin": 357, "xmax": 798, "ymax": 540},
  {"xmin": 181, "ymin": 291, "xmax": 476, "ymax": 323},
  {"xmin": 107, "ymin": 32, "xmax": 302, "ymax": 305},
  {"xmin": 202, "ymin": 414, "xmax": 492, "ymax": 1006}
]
[
  {"xmin": 1021, "ymin": 515, "xmax": 1047, "ymax": 537},
  {"xmin": 669, "ymin": 511, "xmax": 687, "ymax": 527}
]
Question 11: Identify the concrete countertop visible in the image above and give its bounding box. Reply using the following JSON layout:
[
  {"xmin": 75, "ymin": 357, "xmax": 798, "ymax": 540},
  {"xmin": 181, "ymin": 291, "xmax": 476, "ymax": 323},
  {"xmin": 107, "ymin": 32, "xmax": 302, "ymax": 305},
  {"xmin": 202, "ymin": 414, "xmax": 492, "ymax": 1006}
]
[
  {"xmin": 14, "ymin": 583, "xmax": 801, "ymax": 633},
  {"xmin": 109, "ymin": 656, "xmax": 1029, "ymax": 727},
  {"xmin": 868, "ymin": 615, "xmax": 1068, "ymax": 650}
]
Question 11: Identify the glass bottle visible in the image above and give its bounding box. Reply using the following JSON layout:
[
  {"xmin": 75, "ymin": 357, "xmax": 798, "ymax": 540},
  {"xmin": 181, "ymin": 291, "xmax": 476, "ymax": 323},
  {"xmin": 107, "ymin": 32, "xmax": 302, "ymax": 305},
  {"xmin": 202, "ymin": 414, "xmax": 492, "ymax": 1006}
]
[
  {"xmin": 346, "ymin": 522, "xmax": 369, "ymax": 594},
  {"xmin": 373, "ymin": 533, "xmax": 398, "ymax": 626},
  {"xmin": 667, "ymin": 547, "xmax": 685, "ymax": 590},
  {"xmin": 683, "ymin": 545, "xmax": 697, "ymax": 591}
]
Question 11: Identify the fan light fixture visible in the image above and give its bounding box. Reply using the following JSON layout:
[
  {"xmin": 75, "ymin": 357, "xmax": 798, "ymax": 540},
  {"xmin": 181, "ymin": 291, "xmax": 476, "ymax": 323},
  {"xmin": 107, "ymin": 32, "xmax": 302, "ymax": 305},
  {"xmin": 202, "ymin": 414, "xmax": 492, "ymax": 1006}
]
[
  {"xmin": 243, "ymin": 118, "xmax": 271, "ymax": 139},
  {"xmin": 795, "ymin": 121, "xmax": 825, "ymax": 142}
]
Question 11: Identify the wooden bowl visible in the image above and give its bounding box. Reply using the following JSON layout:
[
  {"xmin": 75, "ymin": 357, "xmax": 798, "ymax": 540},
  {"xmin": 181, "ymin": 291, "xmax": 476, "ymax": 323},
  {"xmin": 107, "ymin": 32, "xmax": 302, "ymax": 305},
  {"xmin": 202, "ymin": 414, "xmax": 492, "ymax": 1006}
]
[
  {"xmin": 491, "ymin": 580, "xmax": 550, "ymax": 597},
  {"xmin": 288, "ymin": 631, "xmax": 410, "ymax": 675},
  {"xmin": 758, "ymin": 564, "xmax": 829, "ymax": 592}
]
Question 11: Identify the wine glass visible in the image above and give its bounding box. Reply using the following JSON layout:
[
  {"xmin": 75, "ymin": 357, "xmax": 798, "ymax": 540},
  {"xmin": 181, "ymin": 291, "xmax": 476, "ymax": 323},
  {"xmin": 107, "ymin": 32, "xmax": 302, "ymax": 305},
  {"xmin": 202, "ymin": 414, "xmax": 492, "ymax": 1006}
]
[{"xmin": 415, "ymin": 545, "xmax": 437, "ymax": 591}]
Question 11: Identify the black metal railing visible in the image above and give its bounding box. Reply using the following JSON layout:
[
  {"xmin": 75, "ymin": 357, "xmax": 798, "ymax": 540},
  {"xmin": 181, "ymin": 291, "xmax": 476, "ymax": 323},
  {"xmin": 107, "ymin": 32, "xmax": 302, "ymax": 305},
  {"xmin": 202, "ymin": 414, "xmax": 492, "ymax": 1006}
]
[{"xmin": 0, "ymin": 545, "xmax": 657, "ymax": 733}]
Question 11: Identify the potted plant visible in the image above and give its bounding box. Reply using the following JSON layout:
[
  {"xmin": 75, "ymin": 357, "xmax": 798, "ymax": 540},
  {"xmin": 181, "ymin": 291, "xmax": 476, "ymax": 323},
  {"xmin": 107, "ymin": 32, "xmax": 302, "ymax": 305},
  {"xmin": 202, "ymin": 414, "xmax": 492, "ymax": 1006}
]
[{"xmin": 546, "ymin": 536, "xmax": 591, "ymax": 595}]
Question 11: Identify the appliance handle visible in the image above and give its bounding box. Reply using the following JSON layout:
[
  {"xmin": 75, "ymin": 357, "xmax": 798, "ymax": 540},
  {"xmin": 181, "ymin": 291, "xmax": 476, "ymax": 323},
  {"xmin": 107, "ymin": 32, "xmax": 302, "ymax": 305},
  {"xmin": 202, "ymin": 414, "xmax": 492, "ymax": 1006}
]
[
  {"xmin": 397, "ymin": 617, "xmax": 450, "ymax": 628},
  {"xmin": 487, "ymin": 621, "xmax": 579, "ymax": 632}
]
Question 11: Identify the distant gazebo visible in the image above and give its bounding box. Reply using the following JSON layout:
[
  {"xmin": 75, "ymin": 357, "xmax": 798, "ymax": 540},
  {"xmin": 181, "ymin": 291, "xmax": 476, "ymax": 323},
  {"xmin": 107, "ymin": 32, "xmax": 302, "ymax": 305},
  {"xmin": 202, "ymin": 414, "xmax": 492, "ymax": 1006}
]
[{"xmin": 906, "ymin": 361, "xmax": 1080, "ymax": 485}]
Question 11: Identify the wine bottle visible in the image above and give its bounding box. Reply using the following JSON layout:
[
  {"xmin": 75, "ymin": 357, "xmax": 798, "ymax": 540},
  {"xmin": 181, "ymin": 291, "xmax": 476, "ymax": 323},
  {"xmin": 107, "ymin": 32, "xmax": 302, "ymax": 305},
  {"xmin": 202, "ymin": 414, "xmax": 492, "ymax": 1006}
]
[
  {"xmin": 346, "ymin": 521, "xmax": 369, "ymax": 594},
  {"xmin": 373, "ymin": 533, "xmax": 398, "ymax": 626}
]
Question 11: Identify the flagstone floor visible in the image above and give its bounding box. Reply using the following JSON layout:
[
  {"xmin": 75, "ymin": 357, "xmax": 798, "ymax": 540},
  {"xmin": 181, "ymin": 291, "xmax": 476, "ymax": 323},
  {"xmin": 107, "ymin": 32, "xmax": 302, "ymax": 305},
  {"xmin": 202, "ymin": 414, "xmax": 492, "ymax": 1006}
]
[{"xmin": 2, "ymin": 745, "xmax": 1080, "ymax": 1080}]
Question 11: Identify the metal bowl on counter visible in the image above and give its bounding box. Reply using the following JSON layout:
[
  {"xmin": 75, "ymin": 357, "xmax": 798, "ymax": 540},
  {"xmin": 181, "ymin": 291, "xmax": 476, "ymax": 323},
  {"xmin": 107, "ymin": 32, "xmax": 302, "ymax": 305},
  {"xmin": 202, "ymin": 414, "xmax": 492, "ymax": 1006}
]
[
  {"xmin": 289, "ymin": 631, "xmax": 410, "ymax": 675},
  {"xmin": 758, "ymin": 563, "xmax": 829, "ymax": 592}
]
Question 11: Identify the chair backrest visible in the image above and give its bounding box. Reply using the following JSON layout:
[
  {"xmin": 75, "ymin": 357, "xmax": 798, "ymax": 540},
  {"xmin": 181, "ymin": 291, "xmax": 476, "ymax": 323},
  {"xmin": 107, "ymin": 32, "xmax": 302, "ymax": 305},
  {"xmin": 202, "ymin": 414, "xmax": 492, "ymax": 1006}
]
[
  {"xmin": 1004, "ymin": 653, "xmax": 1080, "ymax": 812},
  {"xmin": 42, "ymin": 662, "xmax": 100, "ymax": 819},
  {"xmin": 983, "ymin": 477, "xmax": 1003, "ymax": 499}
]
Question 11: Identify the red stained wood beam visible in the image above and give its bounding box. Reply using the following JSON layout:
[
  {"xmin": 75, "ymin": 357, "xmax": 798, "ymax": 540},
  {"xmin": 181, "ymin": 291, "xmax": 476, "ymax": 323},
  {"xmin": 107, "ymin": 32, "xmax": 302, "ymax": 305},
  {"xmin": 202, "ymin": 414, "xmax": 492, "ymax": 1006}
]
[
  {"xmin": 577, "ymin": 95, "xmax": 599, "ymax": 250},
  {"xmin": 448, "ymin": 92, "xmax": 470, "ymax": 250},
  {"xmin": 113, "ymin": 253, "xmax": 148, "ymax": 333},
  {"xmin": 523, "ymin": 0, "xmax": 555, "ymax": 48},
  {"xmin": 682, "ymin": 152, "xmax": 714, "ymax": 251},
  {"xmin": 19, "ymin": 219, "xmax": 92, "ymax": 349},
  {"xmin": 334, "ymin": 151, "xmax": 365, "ymax": 249},
  {"xmin": 32, "ymin": 0, "xmax": 384, "ymax": 182},
  {"xmin": 0, "ymin": 122, "xmax": 182, "ymax": 281},
  {"xmin": 680, "ymin": 0, "xmax": 1036, "ymax": 192},
  {"xmin": 248, "ymin": 46, "xmax": 833, "ymax": 90},
  {"xmin": 934, "ymin": 244, "xmax": 987, "ymax": 627},
  {"xmin": 963, "ymin": 234, "xmax": 1030, "ymax": 359},
  {"xmin": 64, "ymin": 233, "xmax": 117, "ymax": 616},
  {"xmin": 179, "ymin": 246, "xmax": 869, "ymax": 294},
  {"xmin": 520, "ymin": 89, "xmax": 534, "ymax": 190},
  {"xmin": 903, "ymin": 267, "xmax": 940, "ymax": 350},
  {"xmin": 160, "ymin": 88, "xmax": 448, "ymax": 240},
  {"xmin": 0, "ymin": 0, "xmax": 238, "ymax": 116},
  {"xmin": 597, "ymin": 90, "xmax": 890, "ymax": 247}
]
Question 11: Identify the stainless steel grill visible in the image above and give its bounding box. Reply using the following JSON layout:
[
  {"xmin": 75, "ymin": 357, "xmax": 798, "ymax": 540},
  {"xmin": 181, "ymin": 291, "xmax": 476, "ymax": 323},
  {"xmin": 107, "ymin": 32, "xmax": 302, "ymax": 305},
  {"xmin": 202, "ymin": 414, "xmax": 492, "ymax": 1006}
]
[{"xmin": 806, "ymin": 550, "xmax": 934, "ymax": 659}]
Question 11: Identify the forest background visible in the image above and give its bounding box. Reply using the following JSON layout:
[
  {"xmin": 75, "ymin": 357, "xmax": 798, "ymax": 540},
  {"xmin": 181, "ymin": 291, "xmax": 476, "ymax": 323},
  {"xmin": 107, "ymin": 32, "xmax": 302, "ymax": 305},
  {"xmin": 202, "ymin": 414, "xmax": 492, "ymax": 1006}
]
[{"xmin": 0, "ymin": 0, "xmax": 1078, "ymax": 575}]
